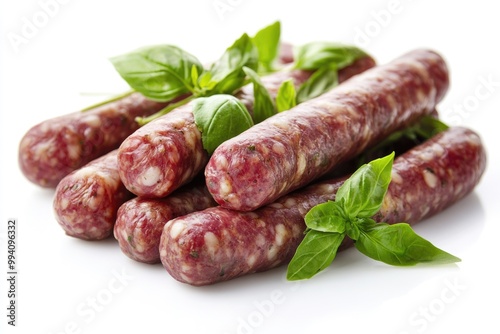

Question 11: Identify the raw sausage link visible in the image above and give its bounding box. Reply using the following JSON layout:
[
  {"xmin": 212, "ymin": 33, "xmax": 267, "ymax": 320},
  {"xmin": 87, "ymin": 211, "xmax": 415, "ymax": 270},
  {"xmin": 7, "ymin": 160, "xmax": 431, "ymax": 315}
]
[
  {"xmin": 19, "ymin": 92, "xmax": 168, "ymax": 188},
  {"xmin": 53, "ymin": 150, "xmax": 133, "ymax": 240},
  {"xmin": 160, "ymin": 127, "xmax": 486, "ymax": 285},
  {"xmin": 117, "ymin": 56, "xmax": 376, "ymax": 198},
  {"xmin": 114, "ymin": 181, "xmax": 217, "ymax": 264},
  {"xmin": 205, "ymin": 49, "xmax": 450, "ymax": 211}
]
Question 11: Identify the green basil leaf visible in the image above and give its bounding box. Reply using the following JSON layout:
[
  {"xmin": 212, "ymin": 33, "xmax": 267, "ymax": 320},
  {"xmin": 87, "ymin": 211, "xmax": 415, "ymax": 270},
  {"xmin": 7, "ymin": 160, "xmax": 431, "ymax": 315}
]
[
  {"xmin": 276, "ymin": 79, "xmax": 297, "ymax": 112},
  {"xmin": 305, "ymin": 201, "xmax": 347, "ymax": 233},
  {"xmin": 199, "ymin": 33, "xmax": 259, "ymax": 95},
  {"xmin": 251, "ymin": 21, "xmax": 281, "ymax": 73},
  {"xmin": 242, "ymin": 67, "xmax": 276, "ymax": 123},
  {"xmin": 293, "ymin": 42, "xmax": 368, "ymax": 71},
  {"xmin": 296, "ymin": 65, "xmax": 338, "ymax": 103},
  {"xmin": 412, "ymin": 115, "xmax": 450, "ymax": 139},
  {"xmin": 355, "ymin": 220, "xmax": 461, "ymax": 266},
  {"xmin": 287, "ymin": 230, "xmax": 345, "ymax": 281},
  {"xmin": 336, "ymin": 152, "xmax": 394, "ymax": 219},
  {"xmin": 110, "ymin": 45, "xmax": 203, "ymax": 102},
  {"xmin": 193, "ymin": 94, "xmax": 254, "ymax": 154},
  {"xmin": 354, "ymin": 116, "xmax": 449, "ymax": 167}
]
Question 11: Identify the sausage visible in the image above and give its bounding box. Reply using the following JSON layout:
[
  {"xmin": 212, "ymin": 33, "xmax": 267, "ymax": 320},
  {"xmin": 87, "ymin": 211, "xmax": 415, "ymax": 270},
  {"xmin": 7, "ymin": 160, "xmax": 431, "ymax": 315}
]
[
  {"xmin": 114, "ymin": 180, "xmax": 217, "ymax": 264},
  {"xmin": 19, "ymin": 92, "xmax": 169, "ymax": 188},
  {"xmin": 160, "ymin": 126, "xmax": 486, "ymax": 285},
  {"xmin": 204, "ymin": 49, "xmax": 450, "ymax": 211},
  {"xmin": 53, "ymin": 150, "xmax": 133, "ymax": 240},
  {"xmin": 117, "ymin": 56, "xmax": 376, "ymax": 198}
]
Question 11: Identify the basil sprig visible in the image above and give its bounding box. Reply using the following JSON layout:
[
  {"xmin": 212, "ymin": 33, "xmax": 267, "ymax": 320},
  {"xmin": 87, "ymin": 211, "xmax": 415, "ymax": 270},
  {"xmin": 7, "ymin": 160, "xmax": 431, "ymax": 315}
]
[
  {"xmin": 287, "ymin": 153, "xmax": 460, "ymax": 281},
  {"xmin": 110, "ymin": 32, "xmax": 259, "ymax": 125}
]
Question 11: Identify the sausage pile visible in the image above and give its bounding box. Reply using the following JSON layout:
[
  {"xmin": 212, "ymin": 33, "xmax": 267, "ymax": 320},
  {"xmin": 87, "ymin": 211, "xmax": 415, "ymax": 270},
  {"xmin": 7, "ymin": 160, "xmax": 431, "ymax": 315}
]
[{"xmin": 19, "ymin": 40, "xmax": 487, "ymax": 286}]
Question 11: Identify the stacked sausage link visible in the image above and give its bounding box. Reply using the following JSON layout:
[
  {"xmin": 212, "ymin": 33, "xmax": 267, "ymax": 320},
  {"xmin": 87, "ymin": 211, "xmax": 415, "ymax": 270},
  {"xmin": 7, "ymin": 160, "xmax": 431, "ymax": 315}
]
[
  {"xmin": 205, "ymin": 49, "xmax": 450, "ymax": 211},
  {"xmin": 19, "ymin": 92, "xmax": 170, "ymax": 188},
  {"xmin": 160, "ymin": 126, "xmax": 486, "ymax": 286}
]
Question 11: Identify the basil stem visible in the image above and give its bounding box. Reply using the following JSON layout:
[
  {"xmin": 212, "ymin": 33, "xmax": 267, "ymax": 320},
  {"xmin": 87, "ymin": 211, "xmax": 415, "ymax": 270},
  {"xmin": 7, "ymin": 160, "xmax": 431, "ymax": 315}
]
[
  {"xmin": 80, "ymin": 90, "xmax": 135, "ymax": 112},
  {"xmin": 135, "ymin": 95, "xmax": 194, "ymax": 126}
]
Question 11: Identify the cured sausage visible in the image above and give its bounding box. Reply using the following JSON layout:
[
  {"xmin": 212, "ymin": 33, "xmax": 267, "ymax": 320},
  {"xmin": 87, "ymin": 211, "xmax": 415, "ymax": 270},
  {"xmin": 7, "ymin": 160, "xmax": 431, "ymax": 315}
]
[
  {"xmin": 19, "ymin": 93, "xmax": 169, "ymax": 188},
  {"xmin": 53, "ymin": 150, "xmax": 133, "ymax": 240},
  {"xmin": 204, "ymin": 49, "xmax": 450, "ymax": 211},
  {"xmin": 160, "ymin": 127, "xmax": 486, "ymax": 285},
  {"xmin": 114, "ymin": 180, "xmax": 217, "ymax": 264},
  {"xmin": 117, "ymin": 56, "xmax": 376, "ymax": 198}
]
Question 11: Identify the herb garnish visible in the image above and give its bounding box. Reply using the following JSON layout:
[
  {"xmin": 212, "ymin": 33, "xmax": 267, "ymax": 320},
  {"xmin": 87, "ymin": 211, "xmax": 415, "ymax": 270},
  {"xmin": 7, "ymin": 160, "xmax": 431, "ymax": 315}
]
[{"xmin": 287, "ymin": 153, "xmax": 461, "ymax": 281}]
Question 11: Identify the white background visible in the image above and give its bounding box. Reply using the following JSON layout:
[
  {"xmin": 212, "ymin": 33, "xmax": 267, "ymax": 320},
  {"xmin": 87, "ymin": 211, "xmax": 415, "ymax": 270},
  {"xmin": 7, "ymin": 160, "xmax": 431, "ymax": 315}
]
[{"xmin": 1, "ymin": 1, "xmax": 499, "ymax": 333}]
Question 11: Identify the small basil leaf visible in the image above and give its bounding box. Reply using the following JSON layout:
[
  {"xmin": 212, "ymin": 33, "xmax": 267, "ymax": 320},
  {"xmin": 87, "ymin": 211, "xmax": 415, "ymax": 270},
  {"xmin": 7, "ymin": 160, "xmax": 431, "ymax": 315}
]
[
  {"xmin": 276, "ymin": 79, "xmax": 297, "ymax": 112},
  {"xmin": 413, "ymin": 116, "xmax": 450, "ymax": 139},
  {"xmin": 305, "ymin": 201, "xmax": 347, "ymax": 233},
  {"xmin": 355, "ymin": 220, "xmax": 461, "ymax": 266},
  {"xmin": 336, "ymin": 152, "xmax": 394, "ymax": 219},
  {"xmin": 110, "ymin": 45, "xmax": 203, "ymax": 102},
  {"xmin": 296, "ymin": 65, "xmax": 338, "ymax": 103},
  {"xmin": 242, "ymin": 67, "xmax": 276, "ymax": 123},
  {"xmin": 199, "ymin": 33, "xmax": 259, "ymax": 95},
  {"xmin": 251, "ymin": 21, "xmax": 281, "ymax": 73},
  {"xmin": 193, "ymin": 94, "xmax": 254, "ymax": 154},
  {"xmin": 287, "ymin": 230, "xmax": 345, "ymax": 281},
  {"xmin": 293, "ymin": 42, "xmax": 368, "ymax": 71}
]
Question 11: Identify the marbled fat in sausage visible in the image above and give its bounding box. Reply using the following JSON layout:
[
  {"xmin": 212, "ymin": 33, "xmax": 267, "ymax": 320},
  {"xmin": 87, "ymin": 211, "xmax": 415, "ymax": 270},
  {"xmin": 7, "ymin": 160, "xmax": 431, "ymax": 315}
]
[
  {"xmin": 53, "ymin": 150, "xmax": 133, "ymax": 240},
  {"xmin": 114, "ymin": 181, "xmax": 217, "ymax": 264},
  {"xmin": 117, "ymin": 56, "xmax": 376, "ymax": 198},
  {"xmin": 205, "ymin": 49, "xmax": 450, "ymax": 211},
  {"xmin": 160, "ymin": 127, "xmax": 486, "ymax": 285},
  {"xmin": 19, "ymin": 93, "xmax": 168, "ymax": 188}
]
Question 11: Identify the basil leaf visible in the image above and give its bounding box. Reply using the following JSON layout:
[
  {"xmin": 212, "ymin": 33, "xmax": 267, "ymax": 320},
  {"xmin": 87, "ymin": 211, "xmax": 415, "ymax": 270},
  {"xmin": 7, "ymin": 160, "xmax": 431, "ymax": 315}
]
[
  {"xmin": 336, "ymin": 152, "xmax": 394, "ymax": 219},
  {"xmin": 305, "ymin": 201, "xmax": 347, "ymax": 233},
  {"xmin": 110, "ymin": 45, "xmax": 203, "ymax": 102},
  {"xmin": 199, "ymin": 33, "xmax": 258, "ymax": 95},
  {"xmin": 293, "ymin": 42, "xmax": 368, "ymax": 71},
  {"xmin": 355, "ymin": 220, "xmax": 461, "ymax": 266},
  {"xmin": 296, "ymin": 65, "xmax": 338, "ymax": 103},
  {"xmin": 193, "ymin": 94, "xmax": 253, "ymax": 154},
  {"xmin": 276, "ymin": 79, "xmax": 297, "ymax": 112},
  {"xmin": 287, "ymin": 230, "xmax": 345, "ymax": 281},
  {"xmin": 355, "ymin": 116, "xmax": 449, "ymax": 166},
  {"xmin": 242, "ymin": 67, "xmax": 276, "ymax": 123},
  {"xmin": 252, "ymin": 21, "xmax": 281, "ymax": 73},
  {"xmin": 412, "ymin": 116, "xmax": 449, "ymax": 139}
]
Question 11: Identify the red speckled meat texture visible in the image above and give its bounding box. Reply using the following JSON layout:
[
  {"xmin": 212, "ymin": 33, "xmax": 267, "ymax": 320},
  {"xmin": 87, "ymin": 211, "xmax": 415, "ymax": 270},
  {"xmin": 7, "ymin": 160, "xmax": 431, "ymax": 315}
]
[
  {"xmin": 19, "ymin": 93, "xmax": 168, "ymax": 188},
  {"xmin": 204, "ymin": 49, "xmax": 450, "ymax": 211},
  {"xmin": 160, "ymin": 127, "xmax": 486, "ymax": 285},
  {"xmin": 53, "ymin": 150, "xmax": 133, "ymax": 240},
  {"xmin": 117, "ymin": 56, "xmax": 376, "ymax": 199},
  {"xmin": 114, "ymin": 181, "xmax": 217, "ymax": 264}
]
